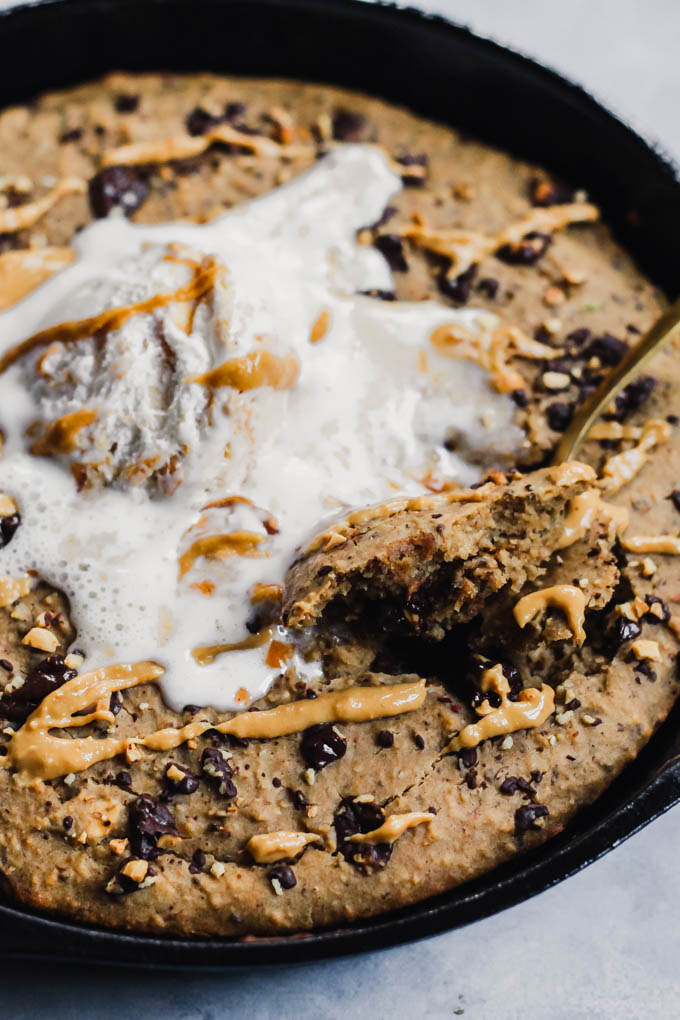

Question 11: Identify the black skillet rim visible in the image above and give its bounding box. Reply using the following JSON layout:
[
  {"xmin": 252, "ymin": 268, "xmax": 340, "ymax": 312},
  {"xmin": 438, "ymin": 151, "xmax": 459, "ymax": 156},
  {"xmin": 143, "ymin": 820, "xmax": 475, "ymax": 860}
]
[{"xmin": 0, "ymin": 0, "xmax": 679, "ymax": 968}]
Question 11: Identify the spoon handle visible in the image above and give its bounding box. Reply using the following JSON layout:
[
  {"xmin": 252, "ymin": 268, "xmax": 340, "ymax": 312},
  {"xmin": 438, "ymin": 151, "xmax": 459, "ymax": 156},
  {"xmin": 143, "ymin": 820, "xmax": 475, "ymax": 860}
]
[{"xmin": 553, "ymin": 298, "xmax": 680, "ymax": 464}]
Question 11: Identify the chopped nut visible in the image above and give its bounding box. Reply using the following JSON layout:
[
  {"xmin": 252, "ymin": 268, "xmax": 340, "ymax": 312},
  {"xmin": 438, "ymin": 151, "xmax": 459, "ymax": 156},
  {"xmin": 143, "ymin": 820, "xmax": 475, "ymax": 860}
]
[
  {"xmin": 501, "ymin": 736, "xmax": 514, "ymax": 750},
  {"xmin": 63, "ymin": 773, "xmax": 76, "ymax": 786},
  {"xmin": 121, "ymin": 859, "xmax": 148, "ymax": 884},
  {"xmin": 271, "ymin": 877, "xmax": 284, "ymax": 896},
  {"xmin": 543, "ymin": 286, "xmax": 566, "ymax": 307},
  {"xmin": 210, "ymin": 861, "xmax": 226, "ymax": 878},
  {"xmin": 543, "ymin": 370, "xmax": 571, "ymax": 391},
  {"xmin": 21, "ymin": 627, "xmax": 59, "ymax": 652},
  {"xmin": 64, "ymin": 652, "xmax": 84, "ymax": 669},
  {"xmin": 631, "ymin": 639, "xmax": 661, "ymax": 661},
  {"xmin": 109, "ymin": 838, "xmax": 128, "ymax": 857},
  {"xmin": 4, "ymin": 674, "xmax": 25, "ymax": 694},
  {"xmin": 640, "ymin": 558, "xmax": 657, "ymax": 577},
  {"xmin": 582, "ymin": 714, "xmax": 599, "ymax": 726},
  {"xmin": 304, "ymin": 768, "xmax": 316, "ymax": 786},
  {"xmin": 555, "ymin": 710, "xmax": 574, "ymax": 726},
  {"xmin": 578, "ymin": 577, "xmax": 589, "ymax": 588}
]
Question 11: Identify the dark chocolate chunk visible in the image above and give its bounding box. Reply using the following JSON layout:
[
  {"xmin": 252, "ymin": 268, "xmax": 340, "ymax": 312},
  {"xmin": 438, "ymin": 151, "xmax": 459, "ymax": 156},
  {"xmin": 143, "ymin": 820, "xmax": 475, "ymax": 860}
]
[
  {"xmin": 0, "ymin": 655, "xmax": 77, "ymax": 724},
  {"xmin": 437, "ymin": 263, "xmax": 478, "ymax": 303},
  {"xmin": 514, "ymin": 802, "xmax": 549, "ymax": 837},
  {"xmin": 496, "ymin": 231, "xmax": 551, "ymax": 266},
  {"xmin": 643, "ymin": 595, "xmax": 670, "ymax": 625},
  {"xmin": 413, "ymin": 733, "xmax": 425, "ymax": 750},
  {"xmin": 0, "ymin": 512, "xmax": 20, "ymax": 549},
  {"xmin": 300, "ymin": 723, "xmax": 347, "ymax": 770},
  {"xmin": 164, "ymin": 761, "xmax": 199, "ymax": 795},
  {"xmin": 500, "ymin": 776, "xmax": 535, "ymax": 800},
  {"xmin": 376, "ymin": 729, "xmax": 394, "ymax": 748},
  {"xmin": 0, "ymin": 659, "xmax": 12, "ymax": 672},
  {"xmin": 189, "ymin": 848, "xmax": 206, "ymax": 873},
  {"xmin": 546, "ymin": 401, "xmax": 574, "ymax": 432},
  {"xmin": 583, "ymin": 333, "xmax": 627, "ymax": 367},
  {"xmin": 331, "ymin": 108, "xmax": 366, "ymax": 141},
  {"xmin": 200, "ymin": 747, "xmax": 237, "ymax": 798},
  {"xmin": 511, "ymin": 388, "xmax": 529, "ymax": 408},
  {"xmin": 610, "ymin": 376, "xmax": 656, "ymax": 421},
  {"xmin": 459, "ymin": 747, "xmax": 478, "ymax": 769},
  {"xmin": 63, "ymin": 815, "xmax": 73, "ymax": 831},
  {"xmin": 128, "ymin": 795, "xmax": 178, "ymax": 859},
  {"xmin": 669, "ymin": 490, "xmax": 680, "ymax": 513},
  {"xmin": 268, "ymin": 865, "xmax": 297, "ymax": 890},
  {"xmin": 89, "ymin": 166, "xmax": 149, "ymax": 219},
  {"xmin": 477, "ymin": 277, "xmax": 499, "ymax": 299},
  {"xmin": 613, "ymin": 617, "xmax": 641, "ymax": 646},
  {"xmin": 186, "ymin": 106, "xmax": 223, "ymax": 136},
  {"xmin": 109, "ymin": 690, "xmax": 123, "ymax": 716},
  {"xmin": 563, "ymin": 698, "xmax": 582, "ymax": 711},
  {"xmin": 334, "ymin": 797, "xmax": 391, "ymax": 872},
  {"xmin": 115, "ymin": 770, "xmax": 132, "ymax": 790},
  {"xmin": 373, "ymin": 233, "xmax": 408, "ymax": 272}
]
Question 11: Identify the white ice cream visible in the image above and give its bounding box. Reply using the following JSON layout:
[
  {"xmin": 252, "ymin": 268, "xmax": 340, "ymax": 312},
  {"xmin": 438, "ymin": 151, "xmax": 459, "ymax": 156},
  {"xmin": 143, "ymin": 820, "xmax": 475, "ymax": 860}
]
[{"xmin": 0, "ymin": 146, "xmax": 523, "ymax": 711}]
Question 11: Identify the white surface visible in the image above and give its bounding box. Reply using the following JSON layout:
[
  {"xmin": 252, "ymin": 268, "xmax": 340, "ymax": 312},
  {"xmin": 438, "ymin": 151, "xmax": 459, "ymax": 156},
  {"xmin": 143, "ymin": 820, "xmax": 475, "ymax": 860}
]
[{"xmin": 2, "ymin": 0, "xmax": 680, "ymax": 1016}]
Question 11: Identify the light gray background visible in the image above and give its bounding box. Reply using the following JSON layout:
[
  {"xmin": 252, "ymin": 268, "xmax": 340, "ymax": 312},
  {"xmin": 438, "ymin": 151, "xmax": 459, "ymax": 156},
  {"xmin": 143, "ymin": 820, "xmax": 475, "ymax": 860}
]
[{"xmin": 2, "ymin": 1, "xmax": 680, "ymax": 1017}]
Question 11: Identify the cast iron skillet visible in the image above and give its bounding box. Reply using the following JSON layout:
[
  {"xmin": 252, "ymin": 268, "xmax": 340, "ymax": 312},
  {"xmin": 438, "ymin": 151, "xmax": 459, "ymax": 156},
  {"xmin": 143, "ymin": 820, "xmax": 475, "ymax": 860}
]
[{"xmin": 1, "ymin": 0, "xmax": 680, "ymax": 968}]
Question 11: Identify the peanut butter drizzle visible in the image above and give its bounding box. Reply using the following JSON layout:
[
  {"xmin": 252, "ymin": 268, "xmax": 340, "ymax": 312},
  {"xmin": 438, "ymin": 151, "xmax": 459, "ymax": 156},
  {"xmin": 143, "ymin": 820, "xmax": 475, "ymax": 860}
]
[
  {"xmin": 251, "ymin": 583, "xmax": 283, "ymax": 604},
  {"xmin": 7, "ymin": 667, "xmax": 425, "ymax": 781},
  {"xmin": 346, "ymin": 811, "xmax": 433, "ymax": 845},
  {"xmin": 309, "ymin": 308, "xmax": 330, "ymax": 344},
  {"xmin": 246, "ymin": 830, "xmax": 321, "ymax": 864},
  {"xmin": 192, "ymin": 626, "xmax": 275, "ymax": 666},
  {"xmin": 600, "ymin": 419, "xmax": 672, "ymax": 493},
  {"xmin": 556, "ymin": 488, "xmax": 629, "ymax": 549},
  {"xmin": 399, "ymin": 201, "xmax": 598, "ymax": 278},
  {"xmin": 0, "ymin": 178, "xmax": 85, "ymax": 234},
  {"xmin": 587, "ymin": 422, "xmax": 642, "ymax": 441},
  {"xmin": 430, "ymin": 322, "xmax": 558, "ymax": 394},
  {"xmin": 621, "ymin": 534, "xmax": 680, "ymax": 555},
  {"xmin": 265, "ymin": 640, "xmax": 294, "ymax": 669},
  {"xmin": 0, "ymin": 256, "xmax": 223, "ymax": 375},
  {"xmin": 0, "ymin": 247, "xmax": 75, "ymax": 311},
  {"xmin": 446, "ymin": 664, "xmax": 554, "ymax": 751},
  {"xmin": 29, "ymin": 408, "xmax": 97, "ymax": 456},
  {"xmin": 179, "ymin": 530, "xmax": 265, "ymax": 579},
  {"xmin": 0, "ymin": 575, "xmax": 32, "ymax": 608},
  {"xmin": 186, "ymin": 350, "xmax": 299, "ymax": 391},
  {"xmin": 100, "ymin": 124, "xmax": 311, "ymax": 169},
  {"xmin": 513, "ymin": 584, "xmax": 587, "ymax": 645}
]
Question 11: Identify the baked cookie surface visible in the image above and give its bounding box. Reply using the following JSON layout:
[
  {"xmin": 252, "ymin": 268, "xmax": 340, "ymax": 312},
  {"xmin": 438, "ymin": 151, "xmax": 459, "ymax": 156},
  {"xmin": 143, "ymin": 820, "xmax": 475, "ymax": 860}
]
[{"xmin": 0, "ymin": 73, "xmax": 678, "ymax": 938}]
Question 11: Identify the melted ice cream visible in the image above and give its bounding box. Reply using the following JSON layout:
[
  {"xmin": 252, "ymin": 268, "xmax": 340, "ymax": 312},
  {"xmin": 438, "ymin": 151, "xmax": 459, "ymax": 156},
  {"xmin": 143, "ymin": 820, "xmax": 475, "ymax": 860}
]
[{"xmin": 0, "ymin": 146, "xmax": 523, "ymax": 711}]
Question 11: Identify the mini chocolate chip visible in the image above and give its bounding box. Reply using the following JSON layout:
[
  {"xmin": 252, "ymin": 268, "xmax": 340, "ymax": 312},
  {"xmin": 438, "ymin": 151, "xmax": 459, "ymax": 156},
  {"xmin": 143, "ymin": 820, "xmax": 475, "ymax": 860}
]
[
  {"xmin": 89, "ymin": 166, "xmax": 149, "ymax": 219},
  {"xmin": 530, "ymin": 770, "xmax": 543, "ymax": 785},
  {"xmin": 186, "ymin": 106, "xmax": 223, "ymax": 136},
  {"xmin": 268, "ymin": 864, "xmax": 297, "ymax": 890},
  {"xmin": 272, "ymin": 777, "xmax": 282, "ymax": 788},
  {"xmin": 563, "ymin": 698, "xmax": 582, "ymax": 711},
  {"xmin": 668, "ymin": 415, "xmax": 679, "ymax": 425},
  {"xmin": 643, "ymin": 595, "xmax": 670, "ymax": 624},
  {"xmin": 477, "ymin": 277, "xmax": 499, "ymax": 298},
  {"xmin": 437, "ymin": 263, "xmax": 478, "ymax": 303},
  {"xmin": 59, "ymin": 127, "xmax": 83, "ymax": 144},
  {"xmin": 465, "ymin": 769, "xmax": 477, "ymax": 789},
  {"xmin": 546, "ymin": 401, "xmax": 574, "ymax": 432},
  {"xmin": 669, "ymin": 490, "xmax": 680, "ymax": 513},
  {"xmin": 116, "ymin": 770, "xmax": 132, "ymax": 790},
  {"xmin": 496, "ymin": 231, "xmax": 551, "ymax": 265},
  {"xmin": 63, "ymin": 815, "xmax": 73, "ymax": 830},
  {"xmin": 459, "ymin": 747, "xmax": 478, "ymax": 769},
  {"xmin": 0, "ymin": 655, "xmax": 77, "ymax": 724},
  {"xmin": 332, "ymin": 108, "xmax": 366, "ymax": 141},
  {"xmin": 583, "ymin": 333, "xmax": 627, "ymax": 366},
  {"xmin": 373, "ymin": 233, "xmax": 408, "ymax": 272},
  {"xmin": 165, "ymin": 762, "xmax": 199, "ymax": 795},
  {"xmin": 128, "ymin": 795, "xmax": 178, "ymax": 860},
  {"xmin": 201, "ymin": 747, "xmax": 237, "ymax": 798},
  {"xmin": 511, "ymin": 388, "xmax": 529, "ymax": 408},
  {"xmin": 611, "ymin": 376, "xmax": 656, "ymax": 421},
  {"xmin": 0, "ymin": 659, "xmax": 12, "ymax": 672},
  {"xmin": 413, "ymin": 734, "xmax": 425, "ymax": 750},
  {"xmin": 189, "ymin": 848, "xmax": 207, "ymax": 873},
  {"xmin": 114, "ymin": 93, "xmax": 139, "ymax": 113},
  {"xmin": 109, "ymin": 690, "xmax": 123, "ymax": 716},
  {"xmin": 376, "ymin": 729, "xmax": 394, "ymax": 748},
  {"xmin": 514, "ymin": 802, "xmax": 548, "ymax": 836},
  {"xmin": 300, "ymin": 723, "xmax": 347, "ymax": 770},
  {"xmin": 0, "ymin": 513, "xmax": 20, "ymax": 549}
]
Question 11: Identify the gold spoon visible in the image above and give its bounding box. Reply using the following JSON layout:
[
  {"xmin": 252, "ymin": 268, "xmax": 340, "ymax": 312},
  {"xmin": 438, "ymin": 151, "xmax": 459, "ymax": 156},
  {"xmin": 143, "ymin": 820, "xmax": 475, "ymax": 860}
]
[{"xmin": 553, "ymin": 299, "xmax": 680, "ymax": 464}]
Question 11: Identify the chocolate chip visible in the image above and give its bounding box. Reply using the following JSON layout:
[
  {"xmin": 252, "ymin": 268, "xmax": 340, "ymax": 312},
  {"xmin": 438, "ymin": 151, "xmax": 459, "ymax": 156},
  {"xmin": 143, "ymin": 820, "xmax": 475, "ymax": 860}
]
[
  {"xmin": 546, "ymin": 401, "xmax": 574, "ymax": 432},
  {"xmin": 183, "ymin": 704, "xmax": 201, "ymax": 715},
  {"xmin": 413, "ymin": 733, "xmax": 425, "ymax": 750},
  {"xmin": 185, "ymin": 107, "xmax": 223, "ymax": 136},
  {"xmin": 0, "ymin": 659, "xmax": 12, "ymax": 672},
  {"xmin": 290, "ymin": 789, "xmax": 308, "ymax": 811},
  {"xmin": 115, "ymin": 770, "xmax": 132, "ymax": 790},
  {"xmin": 529, "ymin": 177, "xmax": 574, "ymax": 207},
  {"xmin": 189, "ymin": 848, "xmax": 206, "ymax": 873},
  {"xmin": 496, "ymin": 232, "xmax": 551, "ymax": 265},
  {"xmin": 272, "ymin": 776, "xmax": 282, "ymax": 788},
  {"xmin": 612, "ymin": 616, "xmax": 641, "ymax": 646},
  {"xmin": 63, "ymin": 815, "xmax": 73, "ymax": 830},
  {"xmin": 128, "ymin": 795, "xmax": 178, "ymax": 859},
  {"xmin": 610, "ymin": 376, "xmax": 656, "ymax": 421},
  {"xmin": 669, "ymin": 490, "xmax": 680, "ymax": 513},
  {"xmin": 643, "ymin": 595, "xmax": 670, "ymax": 625},
  {"xmin": 459, "ymin": 747, "xmax": 478, "ymax": 769},
  {"xmin": 477, "ymin": 277, "xmax": 499, "ymax": 299},
  {"xmin": 89, "ymin": 166, "xmax": 149, "ymax": 219},
  {"xmin": 59, "ymin": 128, "xmax": 83, "ymax": 144},
  {"xmin": 334, "ymin": 797, "xmax": 391, "ymax": 872},
  {"xmin": 563, "ymin": 698, "xmax": 582, "ymax": 711},
  {"xmin": 0, "ymin": 513, "xmax": 20, "ymax": 548},
  {"xmin": 376, "ymin": 729, "xmax": 394, "ymax": 748},
  {"xmin": 300, "ymin": 723, "xmax": 347, "ymax": 770},
  {"xmin": 583, "ymin": 333, "xmax": 627, "ymax": 367},
  {"xmin": 114, "ymin": 93, "xmax": 139, "ymax": 113},
  {"xmin": 437, "ymin": 263, "xmax": 478, "ymax": 303},
  {"xmin": 164, "ymin": 762, "xmax": 199, "ymax": 795},
  {"xmin": 373, "ymin": 233, "xmax": 408, "ymax": 272},
  {"xmin": 109, "ymin": 690, "xmax": 123, "ymax": 716},
  {"xmin": 331, "ymin": 108, "xmax": 366, "ymax": 141},
  {"xmin": 514, "ymin": 802, "xmax": 548, "ymax": 837},
  {"xmin": 0, "ymin": 655, "xmax": 77, "ymax": 724},
  {"xmin": 500, "ymin": 776, "xmax": 535, "ymax": 800},
  {"xmin": 268, "ymin": 865, "xmax": 296, "ymax": 890},
  {"xmin": 511, "ymin": 388, "xmax": 529, "ymax": 408},
  {"xmin": 200, "ymin": 747, "xmax": 237, "ymax": 798},
  {"xmin": 395, "ymin": 152, "xmax": 428, "ymax": 186}
]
